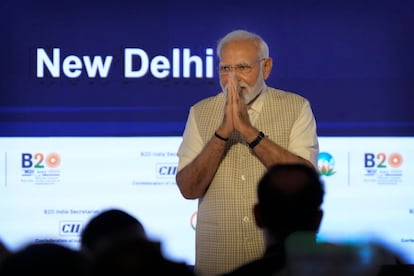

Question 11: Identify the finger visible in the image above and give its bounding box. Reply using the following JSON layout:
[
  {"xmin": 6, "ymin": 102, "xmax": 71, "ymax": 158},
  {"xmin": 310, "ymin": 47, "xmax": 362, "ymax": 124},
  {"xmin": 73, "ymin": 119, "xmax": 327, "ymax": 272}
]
[{"xmin": 229, "ymin": 73, "xmax": 239, "ymax": 103}]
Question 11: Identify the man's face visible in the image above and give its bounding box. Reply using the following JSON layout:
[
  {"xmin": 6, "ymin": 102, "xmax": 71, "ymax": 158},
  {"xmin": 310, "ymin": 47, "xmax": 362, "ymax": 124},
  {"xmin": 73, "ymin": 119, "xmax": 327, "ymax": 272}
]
[{"xmin": 219, "ymin": 40, "xmax": 267, "ymax": 104}]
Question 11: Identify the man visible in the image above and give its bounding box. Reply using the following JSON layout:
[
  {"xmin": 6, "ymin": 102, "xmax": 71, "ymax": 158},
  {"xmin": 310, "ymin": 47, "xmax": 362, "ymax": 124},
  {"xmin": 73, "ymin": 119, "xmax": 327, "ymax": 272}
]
[
  {"xmin": 176, "ymin": 29, "xmax": 319, "ymax": 275},
  {"xmin": 226, "ymin": 165, "xmax": 414, "ymax": 276},
  {"xmin": 81, "ymin": 208, "xmax": 195, "ymax": 275},
  {"xmin": 223, "ymin": 163, "xmax": 325, "ymax": 276},
  {"xmin": 0, "ymin": 243, "xmax": 88, "ymax": 276},
  {"xmin": 80, "ymin": 208, "xmax": 147, "ymax": 258}
]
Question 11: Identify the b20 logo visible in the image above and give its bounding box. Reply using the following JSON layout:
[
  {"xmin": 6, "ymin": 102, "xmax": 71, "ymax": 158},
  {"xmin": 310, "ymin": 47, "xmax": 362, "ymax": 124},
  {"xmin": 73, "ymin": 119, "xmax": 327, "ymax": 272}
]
[
  {"xmin": 364, "ymin": 152, "xmax": 403, "ymax": 168},
  {"xmin": 22, "ymin": 153, "xmax": 61, "ymax": 169}
]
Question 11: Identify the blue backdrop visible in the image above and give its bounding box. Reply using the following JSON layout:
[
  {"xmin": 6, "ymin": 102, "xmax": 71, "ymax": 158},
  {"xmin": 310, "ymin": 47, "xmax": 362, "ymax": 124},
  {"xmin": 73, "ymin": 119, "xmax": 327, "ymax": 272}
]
[{"xmin": 1, "ymin": 0, "xmax": 413, "ymax": 136}]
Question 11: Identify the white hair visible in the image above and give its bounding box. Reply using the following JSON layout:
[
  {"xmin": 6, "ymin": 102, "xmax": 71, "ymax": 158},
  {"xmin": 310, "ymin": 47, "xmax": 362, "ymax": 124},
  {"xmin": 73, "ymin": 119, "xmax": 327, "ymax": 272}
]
[{"xmin": 216, "ymin": 29, "xmax": 269, "ymax": 59}]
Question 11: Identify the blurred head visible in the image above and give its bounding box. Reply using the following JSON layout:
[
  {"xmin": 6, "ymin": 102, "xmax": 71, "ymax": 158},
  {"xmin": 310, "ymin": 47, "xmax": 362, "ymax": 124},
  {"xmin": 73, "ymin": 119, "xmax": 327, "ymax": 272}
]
[
  {"xmin": 0, "ymin": 243, "xmax": 87, "ymax": 276},
  {"xmin": 80, "ymin": 208, "xmax": 147, "ymax": 258},
  {"xmin": 88, "ymin": 237, "xmax": 194, "ymax": 276},
  {"xmin": 254, "ymin": 164, "xmax": 325, "ymax": 240},
  {"xmin": 217, "ymin": 29, "xmax": 272, "ymax": 104},
  {"xmin": 89, "ymin": 237, "xmax": 162, "ymax": 275}
]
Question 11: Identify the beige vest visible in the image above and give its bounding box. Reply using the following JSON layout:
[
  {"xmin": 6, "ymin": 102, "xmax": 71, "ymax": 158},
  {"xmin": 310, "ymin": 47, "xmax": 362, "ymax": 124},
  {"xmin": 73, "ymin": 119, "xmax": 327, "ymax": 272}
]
[{"xmin": 193, "ymin": 87, "xmax": 306, "ymax": 275}]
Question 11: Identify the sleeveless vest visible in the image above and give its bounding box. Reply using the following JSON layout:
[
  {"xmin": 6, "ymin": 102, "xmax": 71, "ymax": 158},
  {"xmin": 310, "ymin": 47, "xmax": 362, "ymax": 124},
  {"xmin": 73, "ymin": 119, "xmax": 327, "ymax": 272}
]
[{"xmin": 192, "ymin": 87, "xmax": 306, "ymax": 275}]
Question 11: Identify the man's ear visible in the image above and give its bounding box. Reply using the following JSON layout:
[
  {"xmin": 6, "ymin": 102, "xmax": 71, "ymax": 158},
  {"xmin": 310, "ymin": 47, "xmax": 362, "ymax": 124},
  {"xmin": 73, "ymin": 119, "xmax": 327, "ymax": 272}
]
[
  {"xmin": 263, "ymin": 58, "xmax": 273, "ymax": 80},
  {"xmin": 253, "ymin": 203, "xmax": 264, "ymax": 229}
]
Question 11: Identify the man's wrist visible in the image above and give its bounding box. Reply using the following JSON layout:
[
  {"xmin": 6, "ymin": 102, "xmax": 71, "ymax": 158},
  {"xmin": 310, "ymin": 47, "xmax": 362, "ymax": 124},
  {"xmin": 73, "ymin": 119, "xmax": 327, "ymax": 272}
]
[
  {"xmin": 214, "ymin": 132, "xmax": 229, "ymax": 142},
  {"xmin": 248, "ymin": 131, "xmax": 265, "ymax": 149}
]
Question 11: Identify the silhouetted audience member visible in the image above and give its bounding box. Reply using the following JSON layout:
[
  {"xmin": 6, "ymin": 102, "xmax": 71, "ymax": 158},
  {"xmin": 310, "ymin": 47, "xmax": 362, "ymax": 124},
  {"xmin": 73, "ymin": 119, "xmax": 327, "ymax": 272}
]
[
  {"xmin": 80, "ymin": 208, "xmax": 147, "ymax": 259},
  {"xmin": 89, "ymin": 236, "xmax": 195, "ymax": 276},
  {"xmin": 82, "ymin": 208, "xmax": 195, "ymax": 275},
  {"xmin": 0, "ymin": 242, "xmax": 88, "ymax": 276},
  {"xmin": 223, "ymin": 163, "xmax": 325, "ymax": 275},
  {"xmin": 224, "ymin": 164, "xmax": 414, "ymax": 276},
  {"xmin": 0, "ymin": 240, "xmax": 10, "ymax": 263}
]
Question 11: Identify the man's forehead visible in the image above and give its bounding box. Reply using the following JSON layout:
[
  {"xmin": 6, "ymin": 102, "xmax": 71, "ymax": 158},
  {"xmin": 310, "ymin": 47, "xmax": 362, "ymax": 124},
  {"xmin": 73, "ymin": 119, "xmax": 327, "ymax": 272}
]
[{"xmin": 221, "ymin": 40, "xmax": 259, "ymax": 57}]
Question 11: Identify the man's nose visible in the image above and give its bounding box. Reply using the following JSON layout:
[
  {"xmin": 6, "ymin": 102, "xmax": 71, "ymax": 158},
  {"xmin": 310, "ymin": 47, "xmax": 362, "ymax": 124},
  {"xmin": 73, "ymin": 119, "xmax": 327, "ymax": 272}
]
[{"xmin": 229, "ymin": 70, "xmax": 239, "ymax": 80}]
